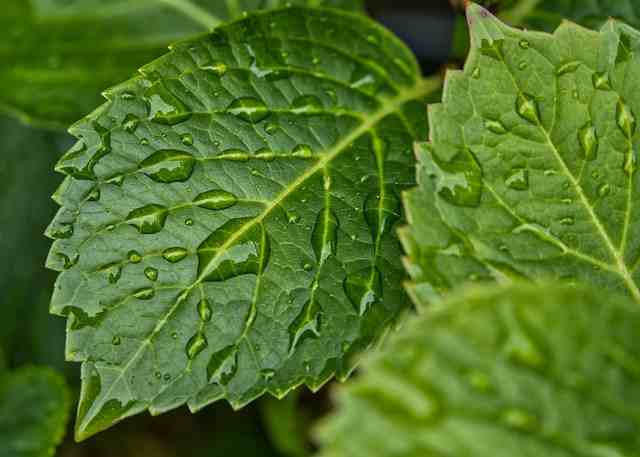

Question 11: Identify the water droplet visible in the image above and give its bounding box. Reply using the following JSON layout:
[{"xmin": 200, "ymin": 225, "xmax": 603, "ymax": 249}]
[
  {"xmin": 617, "ymin": 98, "xmax": 636, "ymax": 137},
  {"xmin": 207, "ymin": 345, "xmax": 238, "ymax": 384},
  {"xmin": 144, "ymin": 267, "xmax": 158, "ymax": 281},
  {"xmin": 556, "ymin": 61, "xmax": 580, "ymax": 75},
  {"xmin": 121, "ymin": 92, "xmax": 136, "ymax": 100},
  {"xmin": 265, "ymin": 122, "xmax": 279, "ymax": 135},
  {"xmin": 485, "ymin": 120, "xmax": 507, "ymax": 134},
  {"xmin": 428, "ymin": 148, "xmax": 483, "ymax": 208},
  {"xmin": 126, "ymin": 204, "xmax": 168, "ymax": 234},
  {"xmin": 162, "ymin": 247, "xmax": 189, "ymax": 263},
  {"xmin": 479, "ymin": 38, "xmax": 504, "ymax": 60},
  {"xmin": 49, "ymin": 223, "xmax": 74, "ymax": 239},
  {"xmin": 471, "ymin": 67, "xmax": 480, "ymax": 79},
  {"xmin": 502, "ymin": 408, "xmax": 537, "ymax": 431},
  {"xmin": 88, "ymin": 188, "xmax": 101, "ymax": 201},
  {"xmin": 140, "ymin": 138, "xmax": 150, "ymax": 146},
  {"xmin": 197, "ymin": 299, "xmax": 212, "ymax": 322},
  {"xmin": 184, "ymin": 218, "xmax": 194, "ymax": 226},
  {"xmin": 112, "ymin": 335, "xmax": 121, "ymax": 346},
  {"xmin": 133, "ymin": 287, "xmax": 155, "ymax": 300},
  {"xmin": 201, "ymin": 62, "xmax": 228, "ymax": 76},
  {"xmin": 122, "ymin": 114, "xmax": 140, "ymax": 133},
  {"xmin": 505, "ymin": 168, "xmax": 529, "ymax": 190},
  {"xmin": 128, "ymin": 250, "xmax": 142, "ymax": 263},
  {"xmin": 228, "ymin": 97, "xmax": 269, "ymax": 123},
  {"xmin": 186, "ymin": 332, "xmax": 208, "ymax": 359},
  {"xmin": 288, "ymin": 299, "xmax": 321, "ymax": 353},
  {"xmin": 344, "ymin": 267, "xmax": 382, "ymax": 315},
  {"xmin": 625, "ymin": 150, "xmax": 637, "ymax": 176},
  {"xmin": 598, "ymin": 183, "xmax": 611, "ymax": 197},
  {"xmin": 155, "ymin": 371, "xmax": 162, "ymax": 379},
  {"xmin": 311, "ymin": 208, "xmax": 339, "ymax": 263},
  {"xmin": 516, "ymin": 93, "xmax": 539, "ymax": 124},
  {"xmin": 364, "ymin": 191, "xmax": 401, "ymax": 242},
  {"xmin": 197, "ymin": 218, "xmax": 270, "ymax": 282},
  {"xmin": 140, "ymin": 150, "xmax": 195, "ymax": 183},
  {"xmin": 58, "ymin": 252, "xmax": 79, "ymax": 269},
  {"xmin": 261, "ymin": 369, "xmax": 275, "ymax": 381},
  {"xmin": 145, "ymin": 81, "xmax": 192, "ymax": 125},
  {"xmin": 292, "ymin": 95, "xmax": 323, "ymax": 113},
  {"xmin": 518, "ymin": 39, "xmax": 530, "ymax": 49},
  {"xmin": 180, "ymin": 133, "xmax": 194, "ymax": 146},
  {"xmin": 518, "ymin": 61, "xmax": 527, "ymax": 70},
  {"xmin": 171, "ymin": 332, "xmax": 178, "ymax": 339},
  {"xmin": 99, "ymin": 262, "xmax": 122, "ymax": 284},
  {"xmin": 560, "ymin": 216, "xmax": 575, "ymax": 226},
  {"xmin": 578, "ymin": 123, "xmax": 598, "ymax": 160},
  {"xmin": 303, "ymin": 263, "xmax": 313, "ymax": 272},
  {"xmin": 292, "ymin": 144, "xmax": 313, "ymax": 158},
  {"xmin": 193, "ymin": 189, "xmax": 238, "ymax": 210},
  {"xmin": 288, "ymin": 213, "xmax": 300, "ymax": 224},
  {"xmin": 592, "ymin": 72, "xmax": 611, "ymax": 90},
  {"xmin": 163, "ymin": 373, "xmax": 171, "ymax": 381}
]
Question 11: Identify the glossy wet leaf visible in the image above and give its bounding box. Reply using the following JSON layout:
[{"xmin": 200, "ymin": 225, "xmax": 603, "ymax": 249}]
[
  {"xmin": 0, "ymin": 366, "xmax": 71, "ymax": 457},
  {"xmin": 1, "ymin": 0, "xmax": 364, "ymax": 128},
  {"xmin": 317, "ymin": 282, "xmax": 640, "ymax": 457},
  {"xmin": 499, "ymin": 0, "xmax": 640, "ymax": 31},
  {"xmin": 401, "ymin": 4, "xmax": 640, "ymax": 305},
  {"xmin": 47, "ymin": 7, "xmax": 438, "ymax": 440}
]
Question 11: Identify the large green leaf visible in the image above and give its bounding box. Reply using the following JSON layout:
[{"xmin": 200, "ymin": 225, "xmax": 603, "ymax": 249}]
[
  {"xmin": 401, "ymin": 3, "xmax": 640, "ymax": 305},
  {"xmin": 316, "ymin": 282, "xmax": 640, "ymax": 456},
  {"xmin": 0, "ymin": 366, "xmax": 71, "ymax": 457},
  {"xmin": 1, "ymin": 0, "xmax": 364, "ymax": 129},
  {"xmin": 0, "ymin": 116, "xmax": 69, "ymax": 369},
  {"xmin": 499, "ymin": 0, "xmax": 640, "ymax": 31},
  {"xmin": 47, "ymin": 6, "xmax": 438, "ymax": 440}
]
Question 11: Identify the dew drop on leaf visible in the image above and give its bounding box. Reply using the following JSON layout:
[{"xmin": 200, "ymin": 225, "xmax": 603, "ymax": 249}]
[
  {"xmin": 228, "ymin": 97, "xmax": 269, "ymax": 123},
  {"xmin": 193, "ymin": 190, "xmax": 238, "ymax": 210},
  {"xmin": 288, "ymin": 299, "xmax": 321, "ymax": 353},
  {"xmin": 186, "ymin": 332, "xmax": 208, "ymax": 360},
  {"xmin": 139, "ymin": 150, "xmax": 196, "ymax": 183},
  {"xmin": 364, "ymin": 191, "xmax": 401, "ymax": 242},
  {"xmin": 485, "ymin": 120, "xmax": 507, "ymax": 134},
  {"xmin": 133, "ymin": 287, "xmax": 155, "ymax": 300},
  {"xmin": 343, "ymin": 267, "xmax": 382, "ymax": 315},
  {"xmin": 162, "ymin": 247, "xmax": 189, "ymax": 263},
  {"xmin": 616, "ymin": 99, "xmax": 636, "ymax": 138},
  {"xmin": 311, "ymin": 208, "xmax": 339, "ymax": 263},
  {"xmin": 145, "ymin": 81, "xmax": 192, "ymax": 126},
  {"xmin": 505, "ymin": 168, "xmax": 529, "ymax": 190},
  {"xmin": 144, "ymin": 267, "xmax": 158, "ymax": 282},
  {"xmin": 292, "ymin": 95, "xmax": 323, "ymax": 113},
  {"xmin": 592, "ymin": 72, "xmax": 611, "ymax": 90},
  {"xmin": 197, "ymin": 299, "xmax": 212, "ymax": 322},
  {"xmin": 126, "ymin": 204, "xmax": 168, "ymax": 234},
  {"xmin": 578, "ymin": 123, "xmax": 598, "ymax": 160},
  {"xmin": 516, "ymin": 93, "xmax": 539, "ymax": 124}
]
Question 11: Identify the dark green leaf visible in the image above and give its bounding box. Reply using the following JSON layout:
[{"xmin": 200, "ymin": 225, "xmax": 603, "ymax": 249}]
[
  {"xmin": 47, "ymin": 6, "xmax": 438, "ymax": 440},
  {"xmin": 402, "ymin": 4, "xmax": 640, "ymax": 304},
  {"xmin": 317, "ymin": 282, "xmax": 640, "ymax": 456},
  {"xmin": 0, "ymin": 366, "xmax": 71, "ymax": 457},
  {"xmin": 1, "ymin": 0, "xmax": 364, "ymax": 128}
]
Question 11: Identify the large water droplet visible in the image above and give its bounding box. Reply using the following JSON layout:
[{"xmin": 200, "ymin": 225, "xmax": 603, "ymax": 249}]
[
  {"xmin": 292, "ymin": 95, "xmax": 323, "ymax": 113},
  {"xmin": 193, "ymin": 190, "xmax": 238, "ymax": 210},
  {"xmin": 145, "ymin": 81, "xmax": 192, "ymax": 125},
  {"xmin": 207, "ymin": 345, "xmax": 237, "ymax": 385},
  {"xmin": 140, "ymin": 150, "xmax": 195, "ymax": 183},
  {"xmin": 578, "ymin": 123, "xmax": 598, "ymax": 160},
  {"xmin": 485, "ymin": 120, "xmax": 507, "ymax": 134},
  {"xmin": 505, "ymin": 168, "xmax": 529, "ymax": 190},
  {"xmin": 122, "ymin": 114, "xmax": 140, "ymax": 133},
  {"xmin": 186, "ymin": 332, "xmax": 208, "ymax": 359},
  {"xmin": 126, "ymin": 204, "xmax": 168, "ymax": 234},
  {"xmin": 344, "ymin": 267, "xmax": 382, "ymax": 315},
  {"xmin": 180, "ymin": 133, "xmax": 194, "ymax": 146},
  {"xmin": 428, "ymin": 148, "xmax": 483, "ymax": 208},
  {"xmin": 128, "ymin": 250, "xmax": 142, "ymax": 263},
  {"xmin": 364, "ymin": 191, "xmax": 401, "ymax": 242},
  {"xmin": 617, "ymin": 98, "xmax": 636, "ymax": 138},
  {"xmin": 288, "ymin": 299, "xmax": 321, "ymax": 353},
  {"xmin": 144, "ymin": 267, "xmax": 158, "ymax": 282},
  {"xmin": 162, "ymin": 247, "xmax": 189, "ymax": 263},
  {"xmin": 197, "ymin": 218, "xmax": 270, "ymax": 282},
  {"xmin": 228, "ymin": 97, "xmax": 269, "ymax": 123},
  {"xmin": 311, "ymin": 208, "xmax": 339, "ymax": 263},
  {"xmin": 592, "ymin": 72, "xmax": 611, "ymax": 90},
  {"xmin": 516, "ymin": 93, "xmax": 539, "ymax": 124},
  {"xmin": 197, "ymin": 299, "xmax": 212, "ymax": 322}
]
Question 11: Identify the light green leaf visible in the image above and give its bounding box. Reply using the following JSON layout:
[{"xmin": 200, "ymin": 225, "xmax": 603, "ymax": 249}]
[
  {"xmin": 499, "ymin": 0, "xmax": 640, "ymax": 32},
  {"xmin": 0, "ymin": 366, "xmax": 71, "ymax": 457},
  {"xmin": 316, "ymin": 282, "xmax": 640, "ymax": 457},
  {"xmin": 1, "ymin": 0, "xmax": 364, "ymax": 129},
  {"xmin": 401, "ymin": 3, "xmax": 640, "ymax": 305},
  {"xmin": 47, "ymin": 6, "xmax": 438, "ymax": 440}
]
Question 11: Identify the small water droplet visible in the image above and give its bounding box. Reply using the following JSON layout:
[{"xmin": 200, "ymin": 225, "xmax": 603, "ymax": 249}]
[
  {"xmin": 560, "ymin": 216, "xmax": 575, "ymax": 226},
  {"xmin": 99, "ymin": 263, "xmax": 122, "ymax": 284},
  {"xmin": 288, "ymin": 299, "xmax": 321, "ymax": 353},
  {"xmin": 171, "ymin": 332, "xmax": 178, "ymax": 339},
  {"xmin": 578, "ymin": 123, "xmax": 598, "ymax": 160},
  {"xmin": 163, "ymin": 373, "xmax": 171, "ymax": 381},
  {"xmin": 265, "ymin": 122, "xmax": 279, "ymax": 135},
  {"xmin": 518, "ymin": 39, "xmax": 530, "ymax": 49},
  {"xmin": 162, "ymin": 247, "xmax": 189, "ymax": 263},
  {"xmin": 261, "ymin": 369, "xmax": 275, "ymax": 381},
  {"xmin": 201, "ymin": 62, "xmax": 228, "ymax": 76},
  {"xmin": 485, "ymin": 119, "xmax": 507, "ymax": 134},
  {"xmin": 471, "ymin": 67, "xmax": 480, "ymax": 79},
  {"xmin": 133, "ymin": 287, "xmax": 155, "ymax": 300},
  {"xmin": 344, "ymin": 267, "xmax": 382, "ymax": 315},
  {"xmin": 112, "ymin": 335, "xmax": 121, "ymax": 346},
  {"xmin": 193, "ymin": 189, "xmax": 238, "ymax": 210},
  {"xmin": 303, "ymin": 263, "xmax": 313, "ymax": 272},
  {"xmin": 518, "ymin": 61, "xmax": 527, "ymax": 70},
  {"xmin": 197, "ymin": 299, "xmax": 212, "ymax": 322},
  {"xmin": 186, "ymin": 332, "xmax": 208, "ymax": 359},
  {"xmin": 207, "ymin": 345, "xmax": 238, "ymax": 384},
  {"xmin": 184, "ymin": 218, "xmax": 194, "ymax": 226},
  {"xmin": 311, "ymin": 208, "xmax": 339, "ymax": 263},
  {"xmin": 122, "ymin": 114, "xmax": 140, "ymax": 133},
  {"xmin": 288, "ymin": 213, "xmax": 300, "ymax": 224},
  {"xmin": 617, "ymin": 98, "xmax": 636, "ymax": 138},
  {"xmin": 592, "ymin": 72, "xmax": 611, "ymax": 90},
  {"xmin": 292, "ymin": 95, "xmax": 323, "ymax": 113},
  {"xmin": 598, "ymin": 183, "xmax": 611, "ymax": 197},
  {"xmin": 140, "ymin": 150, "xmax": 196, "ymax": 183},
  {"xmin": 364, "ymin": 191, "xmax": 401, "ymax": 242},
  {"xmin": 624, "ymin": 150, "xmax": 637, "ymax": 176},
  {"xmin": 180, "ymin": 133, "xmax": 194, "ymax": 146},
  {"xmin": 505, "ymin": 168, "xmax": 529, "ymax": 190},
  {"xmin": 128, "ymin": 250, "xmax": 142, "ymax": 263},
  {"xmin": 126, "ymin": 204, "xmax": 168, "ymax": 234},
  {"xmin": 88, "ymin": 188, "xmax": 101, "ymax": 201},
  {"xmin": 516, "ymin": 93, "xmax": 539, "ymax": 124},
  {"xmin": 228, "ymin": 97, "xmax": 269, "ymax": 123},
  {"xmin": 145, "ymin": 81, "xmax": 192, "ymax": 126},
  {"xmin": 556, "ymin": 61, "xmax": 581, "ymax": 75},
  {"xmin": 49, "ymin": 223, "xmax": 74, "ymax": 239},
  {"xmin": 140, "ymin": 138, "xmax": 150, "ymax": 146},
  {"xmin": 292, "ymin": 144, "xmax": 313, "ymax": 158},
  {"xmin": 155, "ymin": 371, "xmax": 162, "ymax": 379},
  {"xmin": 144, "ymin": 267, "xmax": 158, "ymax": 281}
]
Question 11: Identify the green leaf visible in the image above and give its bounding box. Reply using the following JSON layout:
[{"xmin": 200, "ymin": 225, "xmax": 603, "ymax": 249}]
[
  {"xmin": 402, "ymin": 3, "xmax": 640, "ymax": 305},
  {"xmin": 316, "ymin": 282, "xmax": 640, "ymax": 456},
  {"xmin": 0, "ymin": 116, "xmax": 68, "ymax": 368},
  {"xmin": 0, "ymin": 366, "xmax": 71, "ymax": 457},
  {"xmin": 47, "ymin": 6, "xmax": 438, "ymax": 440},
  {"xmin": 1, "ymin": 0, "xmax": 364, "ymax": 129},
  {"xmin": 499, "ymin": 0, "xmax": 640, "ymax": 31}
]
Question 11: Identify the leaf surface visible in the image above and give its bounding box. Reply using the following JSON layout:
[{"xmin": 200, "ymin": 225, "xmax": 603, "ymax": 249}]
[
  {"xmin": 0, "ymin": 366, "xmax": 71, "ymax": 457},
  {"xmin": 1, "ymin": 0, "xmax": 363, "ymax": 128},
  {"xmin": 402, "ymin": 3, "xmax": 640, "ymax": 305},
  {"xmin": 317, "ymin": 282, "xmax": 640, "ymax": 457},
  {"xmin": 46, "ymin": 6, "xmax": 438, "ymax": 440}
]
